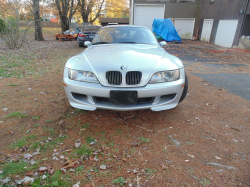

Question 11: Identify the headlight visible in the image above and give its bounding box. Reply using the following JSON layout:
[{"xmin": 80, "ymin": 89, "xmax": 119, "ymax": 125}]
[
  {"xmin": 68, "ymin": 69, "xmax": 99, "ymax": 83},
  {"xmin": 149, "ymin": 70, "xmax": 180, "ymax": 84}
]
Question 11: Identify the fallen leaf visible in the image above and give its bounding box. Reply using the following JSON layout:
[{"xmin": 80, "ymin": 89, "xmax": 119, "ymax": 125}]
[
  {"xmin": 23, "ymin": 153, "xmax": 33, "ymax": 160},
  {"xmin": 38, "ymin": 167, "xmax": 47, "ymax": 174},
  {"xmin": 130, "ymin": 141, "xmax": 140, "ymax": 146},
  {"xmin": 100, "ymin": 165, "xmax": 106, "ymax": 170},
  {"xmin": 63, "ymin": 158, "xmax": 77, "ymax": 169},
  {"xmin": 85, "ymin": 182, "xmax": 95, "ymax": 187},
  {"xmin": 215, "ymin": 156, "xmax": 221, "ymax": 160},
  {"xmin": 162, "ymin": 164, "xmax": 168, "ymax": 169},
  {"xmin": 72, "ymin": 181, "xmax": 80, "ymax": 187},
  {"xmin": 101, "ymin": 145, "xmax": 109, "ymax": 150},
  {"xmin": 59, "ymin": 120, "xmax": 64, "ymax": 125},
  {"xmin": 106, "ymin": 164, "xmax": 113, "ymax": 168},
  {"xmin": 75, "ymin": 140, "xmax": 81, "ymax": 148},
  {"xmin": 187, "ymin": 154, "xmax": 195, "ymax": 158},
  {"xmin": 25, "ymin": 171, "xmax": 33, "ymax": 176},
  {"xmin": 22, "ymin": 176, "xmax": 34, "ymax": 185}
]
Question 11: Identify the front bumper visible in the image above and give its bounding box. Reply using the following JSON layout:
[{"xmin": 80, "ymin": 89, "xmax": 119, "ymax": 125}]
[
  {"xmin": 78, "ymin": 38, "xmax": 93, "ymax": 45},
  {"xmin": 63, "ymin": 68, "xmax": 185, "ymax": 111}
]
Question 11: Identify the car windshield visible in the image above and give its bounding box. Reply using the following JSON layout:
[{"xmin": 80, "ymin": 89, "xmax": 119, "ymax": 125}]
[{"xmin": 92, "ymin": 27, "xmax": 158, "ymax": 45}]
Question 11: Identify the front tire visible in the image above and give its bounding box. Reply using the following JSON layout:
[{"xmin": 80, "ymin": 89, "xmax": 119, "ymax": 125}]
[{"xmin": 179, "ymin": 72, "xmax": 188, "ymax": 103}]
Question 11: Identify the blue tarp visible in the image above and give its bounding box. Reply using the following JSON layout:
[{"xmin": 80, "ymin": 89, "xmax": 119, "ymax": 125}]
[{"xmin": 152, "ymin": 19, "xmax": 181, "ymax": 42}]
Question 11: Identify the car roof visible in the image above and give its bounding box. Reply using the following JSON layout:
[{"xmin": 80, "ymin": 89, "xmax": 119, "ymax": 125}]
[{"xmin": 103, "ymin": 25, "xmax": 150, "ymax": 29}]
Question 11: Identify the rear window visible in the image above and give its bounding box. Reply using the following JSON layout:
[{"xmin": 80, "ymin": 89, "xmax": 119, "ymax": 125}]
[{"xmin": 81, "ymin": 26, "xmax": 102, "ymax": 32}]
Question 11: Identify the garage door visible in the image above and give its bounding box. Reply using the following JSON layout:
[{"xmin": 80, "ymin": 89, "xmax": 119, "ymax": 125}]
[
  {"xmin": 134, "ymin": 5, "xmax": 165, "ymax": 30},
  {"xmin": 214, "ymin": 20, "xmax": 238, "ymax": 48},
  {"xmin": 174, "ymin": 18, "xmax": 195, "ymax": 40}
]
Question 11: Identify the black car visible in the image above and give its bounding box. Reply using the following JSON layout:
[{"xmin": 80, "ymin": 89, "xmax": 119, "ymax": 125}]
[{"xmin": 78, "ymin": 25, "xmax": 102, "ymax": 47}]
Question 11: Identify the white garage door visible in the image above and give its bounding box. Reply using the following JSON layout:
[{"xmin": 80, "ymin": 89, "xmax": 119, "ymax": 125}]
[
  {"xmin": 174, "ymin": 18, "xmax": 195, "ymax": 40},
  {"xmin": 134, "ymin": 5, "xmax": 165, "ymax": 30},
  {"xmin": 214, "ymin": 20, "xmax": 238, "ymax": 48}
]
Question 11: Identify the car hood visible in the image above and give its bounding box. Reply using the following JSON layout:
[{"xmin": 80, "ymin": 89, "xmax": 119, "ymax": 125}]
[{"xmin": 66, "ymin": 44, "xmax": 184, "ymax": 87}]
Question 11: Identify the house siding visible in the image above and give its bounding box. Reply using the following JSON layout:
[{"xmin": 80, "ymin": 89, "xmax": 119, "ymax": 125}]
[
  {"xmin": 199, "ymin": 0, "xmax": 249, "ymax": 46},
  {"xmin": 133, "ymin": 0, "xmax": 201, "ymax": 36}
]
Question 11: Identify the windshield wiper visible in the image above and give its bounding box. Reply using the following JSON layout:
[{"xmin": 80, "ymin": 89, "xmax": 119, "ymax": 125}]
[
  {"xmin": 118, "ymin": 42, "xmax": 136, "ymax": 43},
  {"xmin": 92, "ymin": 42, "xmax": 111, "ymax": 45}
]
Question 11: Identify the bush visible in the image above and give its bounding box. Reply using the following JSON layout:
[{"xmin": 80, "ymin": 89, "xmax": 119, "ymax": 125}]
[{"xmin": 0, "ymin": 18, "xmax": 6, "ymax": 33}]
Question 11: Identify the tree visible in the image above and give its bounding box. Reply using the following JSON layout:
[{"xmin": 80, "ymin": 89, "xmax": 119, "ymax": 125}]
[
  {"xmin": 105, "ymin": 0, "xmax": 128, "ymax": 18},
  {"xmin": 78, "ymin": 0, "xmax": 105, "ymax": 23},
  {"xmin": 54, "ymin": 0, "xmax": 78, "ymax": 32},
  {"xmin": 32, "ymin": 0, "xmax": 44, "ymax": 40}
]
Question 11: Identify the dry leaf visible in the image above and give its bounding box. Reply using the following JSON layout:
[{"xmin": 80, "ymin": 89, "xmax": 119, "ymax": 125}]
[
  {"xmin": 100, "ymin": 165, "xmax": 106, "ymax": 170},
  {"xmin": 106, "ymin": 164, "xmax": 113, "ymax": 168},
  {"xmin": 63, "ymin": 158, "xmax": 77, "ymax": 169},
  {"xmin": 101, "ymin": 145, "xmax": 109, "ymax": 150},
  {"xmin": 85, "ymin": 182, "xmax": 95, "ymax": 187},
  {"xmin": 162, "ymin": 164, "xmax": 168, "ymax": 169},
  {"xmin": 75, "ymin": 140, "xmax": 81, "ymax": 148},
  {"xmin": 130, "ymin": 141, "xmax": 140, "ymax": 146}
]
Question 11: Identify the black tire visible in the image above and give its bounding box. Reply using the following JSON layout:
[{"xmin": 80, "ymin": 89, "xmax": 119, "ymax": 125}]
[
  {"xmin": 79, "ymin": 44, "xmax": 83, "ymax": 47},
  {"xmin": 56, "ymin": 37, "xmax": 59, "ymax": 40},
  {"xmin": 179, "ymin": 72, "xmax": 188, "ymax": 103}
]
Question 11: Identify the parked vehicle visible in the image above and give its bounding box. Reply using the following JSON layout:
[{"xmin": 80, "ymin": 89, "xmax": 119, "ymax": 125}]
[
  {"xmin": 63, "ymin": 25, "xmax": 188, "ymax": 111},
  {"xmin": 78, "ymin": 25, "xmax": 102, "ymax": 47}
]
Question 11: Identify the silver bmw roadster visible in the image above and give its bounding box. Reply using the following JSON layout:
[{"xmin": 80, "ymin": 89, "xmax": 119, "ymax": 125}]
[{"xmin": 63, "ymin": 25, "xmax": 188, "ymax": 111}]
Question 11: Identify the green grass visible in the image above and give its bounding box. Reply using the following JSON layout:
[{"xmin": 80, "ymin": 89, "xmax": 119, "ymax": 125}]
[
  {"xmin": 10, "ymin": 137, "xmax": 27, "ymax": 148},
  {"xmin": 0, "ymin": 161, "xmax": 30, "ymax": 178},
  {"xmin": 140, "ymin": 137, "xmax": 151, "ymax": 143},
  {"xmin": 0, "ymin": 55, "xmax": 34, "ymax": 78},
  {"xmin": 73, "ymin": 144, "xmax": 92, "ymax": 157},
  {"xmin": 6, "ymin": 83, "xmax": 19, "ymax": 86},
  {"xmin": 145, "ymin": 168, "xmax": 157, "ymax": 175},
  {"xmin": 85, "ymin": 136, "xmax": 95, "ymax": 144},
  {"xmin": 31, "ymin": 169, "xmax": 71, "ymax": 187},
  {"xmin": 10, "ymin": 135, "xmax": 38, "ymax": 148},
  {"xmin": 6, "ymin": 112, "xmax": 27, "ymax": 118},
  {"xmin": 113, "ymin": 177, "xmax": 126, "ymax": 185},
  {"xmin": 81, "ymin": 123, "xmax": 90, "ymax": 128}
]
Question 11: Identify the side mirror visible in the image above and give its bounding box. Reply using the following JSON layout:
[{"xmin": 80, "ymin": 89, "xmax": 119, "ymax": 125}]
[
  {"xmin": 159, "ymin": 41, "xmax": 167, "ymax": 47},
  {"xmin": 84, "ymin": 41, "xmax": 92, "ymax": 47}
]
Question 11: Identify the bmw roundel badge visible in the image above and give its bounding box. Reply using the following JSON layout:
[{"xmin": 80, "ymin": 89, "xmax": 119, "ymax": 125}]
[{"xmin": 120, "ymin": 65, "xmax": 127, "ymax": 71}]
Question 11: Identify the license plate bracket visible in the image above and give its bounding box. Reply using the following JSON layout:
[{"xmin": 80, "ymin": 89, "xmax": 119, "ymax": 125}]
[{"xmin": 110, "ymin": 91, "xmax": 138, "ymax": 104}]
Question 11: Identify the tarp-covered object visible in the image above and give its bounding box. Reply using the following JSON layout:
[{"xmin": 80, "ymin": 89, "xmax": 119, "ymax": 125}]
[{"xmin": 152, "ymin": 19, "xmax": 181, "ymax": 42}]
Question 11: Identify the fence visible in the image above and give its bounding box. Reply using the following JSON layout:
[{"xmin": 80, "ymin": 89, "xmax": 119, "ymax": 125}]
[{"xmin": 20, "ymin": 20, "xmax": 60, "ymax": 27}]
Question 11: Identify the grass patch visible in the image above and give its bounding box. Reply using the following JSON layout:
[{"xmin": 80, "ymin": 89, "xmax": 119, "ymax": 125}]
[
  {"xmin": 73, "ymin": 144, "xmax": 92, "ymax": 157},
  {"xmin": 113, "ymin": 177, "xmax": 126, "ymax": 185},
  {"xmin": 85, "ymin": 136, "xmax": 95, "ymax": 144},
  {"xmin": 140, "ymin": 137, "xmax": 151, "ymax": 143},
  {"xmin": 0, "ymin": 161, "xmax": 31, "ymax": 178},
  {"xmin": 10, "ymin": 138, "xmax": 27, "ymax": 148},
  {"xmin": 145, "ymin": 168, "xmax": 157, "ymax": 175},
  {"xmin": 6, "ymin": 112, "xmax": 27, "ymax": 118},
  {"xmin": 6, "ymin": 83, "xmax": 19, "ymax": 86},
  {"xmin": 10, "ymin": 135, "xmax": 37, "ymax": 149},
  {"xmin": 81, "ymin": 123, "xmax": 90, "ymax": 129}
]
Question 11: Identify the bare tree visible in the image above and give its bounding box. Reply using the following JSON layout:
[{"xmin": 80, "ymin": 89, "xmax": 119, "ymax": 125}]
[
  {"xmin": 54, "ymin": 0, "xmax": 78, "ymax": 33},
  {"xmin": 78, "ymin": 0, "xmax": 105, "ymax": 24},
  {"xmin": 32, "ymin": 0, "xmax": 44, "ymax": 41}
]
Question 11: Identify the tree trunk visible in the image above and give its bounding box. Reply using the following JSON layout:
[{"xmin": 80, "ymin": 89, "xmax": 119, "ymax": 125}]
[
  {"xmin": 33, "ymin": 0, "xmax": 44, "ymax": 41},
  {"xmin": 82, "ymin": 15, "xmax": 88, "ymax": 23},
  {"xmin": 60, "ymin": 16, "xmax": 69, "ymax": 33}
]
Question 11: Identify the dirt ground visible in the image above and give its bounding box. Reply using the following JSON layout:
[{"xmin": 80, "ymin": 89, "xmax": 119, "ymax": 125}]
[{"xmin": 0, "ymin": 28, "xmax": 250, "ymax": 187}]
